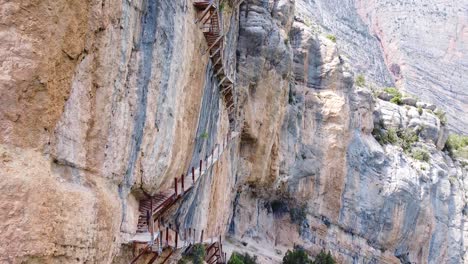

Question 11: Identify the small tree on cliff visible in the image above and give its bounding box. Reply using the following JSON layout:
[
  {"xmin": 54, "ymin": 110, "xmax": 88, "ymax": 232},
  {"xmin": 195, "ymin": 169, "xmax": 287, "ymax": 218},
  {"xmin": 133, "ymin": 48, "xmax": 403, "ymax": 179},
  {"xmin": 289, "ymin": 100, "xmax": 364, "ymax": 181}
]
[
  {"xmin": 312, "ymin": 250, "xmax": 336, "ymax": 264},
  {"xmin": 282, "ymin": 247, "xmax": 312, "ymax": 264},
  {"xmin": 282, "ymin": 248, "xmax": 336, "ymax": 264},
  {"xmin": 228, "ymin": 252, "xmax": 258, "ymax": 264}
]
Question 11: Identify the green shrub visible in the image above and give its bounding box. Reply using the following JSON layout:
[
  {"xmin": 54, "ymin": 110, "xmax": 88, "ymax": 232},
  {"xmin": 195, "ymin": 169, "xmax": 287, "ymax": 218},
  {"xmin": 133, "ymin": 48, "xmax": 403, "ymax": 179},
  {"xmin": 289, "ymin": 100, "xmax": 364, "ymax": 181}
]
[
  {"xmin": 383, "ymin": 87, "xmax": 403, "ymax": 105},
  {"xmin": 373, "ymin": 128, "xmax": 420, "ymax": 154},
  {"xmin": 390, "ymin": 95, "xmax": 402, "ymax": 105},
  {"xmin": 411, "ymin": 148, "xmax": 430, "ymax": 162},
  {"xmin": 283, "ymin": 248, "xmax": 312, "ymax": 264},
  {"xmin": 434, "ymin": 109, "xmax": 447, "ymax": 126},
  {"xmin": 448, "ymin": 176, "xmax": 457, "ymax": 185},
  {"xmin": 290, "ymin": 205, "xmax": 307, "ymax": 225},
  {"xmin": 355, "ymin": 75, "xmax": 366, "ymax": 87},
  {"xmin": 326, "ymin": 34, "xmax": 336, "ymax": 43},
  {"xmin": 380, "ymin": 128, "xmax": 399, "ymax": 145},
  {"xmin": 228, "ymin": 254, "xmax": 244, "ymax": 264},
  {"xmin": 398, "ymin": 129, "xmax": 419, "ymax": 153},
  {"xmin": 383, "ymin": 87, "xmax": 401, "ymax": 96},
  {"xmin": 178, "ymin": 258, "xmax": 189, "ymax": 264},
  {"xmin": 313, "ymin": 251, "xmax": 336, "ymax": 264},
  {"xmin": 445, "ymin": 134, "xmax": 468, "ymax": 159},
  {"xmin": 228, "ymin": 252, "xmax": 258, "ymax": 264},
  {"xmin": 417, "ymin": 106, "xmax": 423, "ymax": 115},
  {"xmin": 200, "ymin": 132, "xmax": 209, "ymax": 139},
  {"xmin": 180, "ymin": 244, "xmax": 206, "ymax": 264}
]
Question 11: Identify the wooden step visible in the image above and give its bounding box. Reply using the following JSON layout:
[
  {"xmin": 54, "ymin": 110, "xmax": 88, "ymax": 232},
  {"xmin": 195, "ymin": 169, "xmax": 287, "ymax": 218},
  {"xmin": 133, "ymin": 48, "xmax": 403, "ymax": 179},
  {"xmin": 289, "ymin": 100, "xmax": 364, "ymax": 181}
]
[{"xmin": 194, "ymin": 1, "xmax": 216, "ymax": 9}]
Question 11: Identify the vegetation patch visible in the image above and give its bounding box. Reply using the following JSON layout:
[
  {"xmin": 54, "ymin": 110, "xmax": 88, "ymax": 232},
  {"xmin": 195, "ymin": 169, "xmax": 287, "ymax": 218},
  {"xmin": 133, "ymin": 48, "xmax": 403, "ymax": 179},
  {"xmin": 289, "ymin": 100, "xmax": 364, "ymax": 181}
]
[
  {"xmin": 417, "ymin": 105, "xmax": 423, "ymax": 115},
  {"xmin": 434, "ymin": 109, "xmax": 447, "ymax": 126},
  {"xmin": 289, "ymin": 205, "xmax": 307, "ymax": 225},
  {"xmin": 228, "ymin": 252, "xmax": 258, "ymax": 264},
  {"xmin": 219, "ymin": 1, "xmax": 225, "ymax": 12},
  {"xmin": 355, "ymin": 75, "xmax": 366, "ymax": 87},
  {"xmin": 448, "ymin": 175, "xmax": 458, "ymax": 185},
  {"xmin": 283, "ymin": 247, "xmax": 312, "ymax": 264},
  {"xmin": 200, "ymin": 132, "xmax": 209, "ymax": 139},
  {"xmin": 444, "ymin": 134, "xmax": 468, "ymax": 160},
  {"xmin": 326, "ymin": 34, "xmax": 336, "ymax": 43},
  {"xmin": 312, "ymin": 251, "xmax": 337, "ymax": 264},
  {"xmin": 178, "ymin": 244, "xmax": 206, "ymax": 264},
  {"xmin": 410, "ymin": 148, "xmax": 430, "ymax": 162},
  {"xmin": 398, "ymin": 129, "xmax": 419, "ymax": 153},
  {"xmin": 373, "ymin": 127, "xmax": 433, "ymax": 162},
  {"xmin": 282, "ymin": 248, "xmax": 336, "ymax": 264},
  {"xmin": 383, "ymin": 87, "xmax": 403, "ymax": 105},
  {"xmin": 373, "ymin": 127, "xmax": 399, "ymax": 145}
]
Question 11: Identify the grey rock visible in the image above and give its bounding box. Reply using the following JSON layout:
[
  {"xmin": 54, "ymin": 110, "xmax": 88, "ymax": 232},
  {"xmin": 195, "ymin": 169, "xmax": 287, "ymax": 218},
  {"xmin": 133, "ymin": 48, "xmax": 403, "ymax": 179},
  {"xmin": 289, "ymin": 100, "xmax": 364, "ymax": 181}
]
[
  {"xmin": 401, "ymin": 97, "xmax": 417, "ymax": 106},
  {"xmin": 426, "ymin": 104, "xmax": 437, "ymax": 111},
  {"xmin": 416, "ymin": 102, "xmax": 427, "ymax": 109},
  {"xmin": 378, "ymin": 91, "xmax": 394, "ymax": 101}
]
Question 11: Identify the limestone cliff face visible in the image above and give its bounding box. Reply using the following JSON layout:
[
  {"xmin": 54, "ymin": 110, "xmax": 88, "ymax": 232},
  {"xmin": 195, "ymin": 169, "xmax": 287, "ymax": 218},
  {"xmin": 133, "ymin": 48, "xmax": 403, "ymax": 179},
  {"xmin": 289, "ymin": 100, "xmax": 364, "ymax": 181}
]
[
  {"xmin": 355, "ymin": 0, "xmax": 468, "ymax": 134},
  {"xmin": 227, "ymin": 1, "xmax": 467, "ymax": 264},
  {"xmin": 0, "ymin": 0, "xmax": 466, "ymax": 264},
  {"xmin": 1, "ymin": 0, "xmax": 236, "ymax": 262}
]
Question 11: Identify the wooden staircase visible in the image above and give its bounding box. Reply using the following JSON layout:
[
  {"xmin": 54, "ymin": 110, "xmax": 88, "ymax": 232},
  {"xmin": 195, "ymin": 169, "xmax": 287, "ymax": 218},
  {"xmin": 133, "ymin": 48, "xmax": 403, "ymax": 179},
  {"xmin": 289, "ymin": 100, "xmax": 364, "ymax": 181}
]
[
  {"xmin": 129, "ymin": 132, "xmax": 239, "ymax": 263},
  {"xmin": 205, "ymin": 239, "xmax": 226, "ymax": 264},
  {"xmin": 194, "ymin": 0, "xmax": 236, "ymax": 130}
]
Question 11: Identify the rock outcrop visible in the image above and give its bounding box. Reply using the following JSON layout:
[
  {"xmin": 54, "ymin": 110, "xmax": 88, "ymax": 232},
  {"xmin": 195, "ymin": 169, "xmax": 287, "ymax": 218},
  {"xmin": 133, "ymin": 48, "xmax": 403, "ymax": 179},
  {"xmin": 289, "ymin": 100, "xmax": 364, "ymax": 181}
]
[
  {"xmin": 356, "ymin": 0, "xmax": 468, "ymax": 134},
  {"xmin": 226, "ymin": 2, "xmax": 467, "ymax": 263}
]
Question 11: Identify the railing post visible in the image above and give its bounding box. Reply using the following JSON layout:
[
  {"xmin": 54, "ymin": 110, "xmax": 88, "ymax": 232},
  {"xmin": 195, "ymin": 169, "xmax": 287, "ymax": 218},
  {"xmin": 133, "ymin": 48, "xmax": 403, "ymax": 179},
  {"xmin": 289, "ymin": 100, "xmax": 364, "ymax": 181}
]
[
  {"xmin": 200, "ymin": 229, "xmax": 204, "ymax": 243},
  {"xmin": 189, "ymin": 228, "xmax": 192, "ymax": 245},
  {"xmin": 192, "ymin": 167, "xmax": 195, "ymax": 183},
  {"xmin": 199, "ymin": 159, "xmax": 203, "ymax": 178},
  {"xmin": 181, "ymin": 174, "xmax": 185, "ymax": 193},
  {"xmin": 175, "ymin": 177, "xmax": 178, "ymax": 196},
  {"xmin": 166, "ymin": 227, "xmax": 169, "ymax": 247},
  {"xmin": 146, "ymin": 210, "xmax": 151, "ymax": 232},
  {"xmin": 211, "ymin": 149, "xmax": 214, "ymax": 165},
  {"xmin": 194, "ymin": 229, "xmax": 196, "ymax": 244},
  {"xmin": 159, "ymin": 230, "xmax": 163, "ymax": 251}
]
